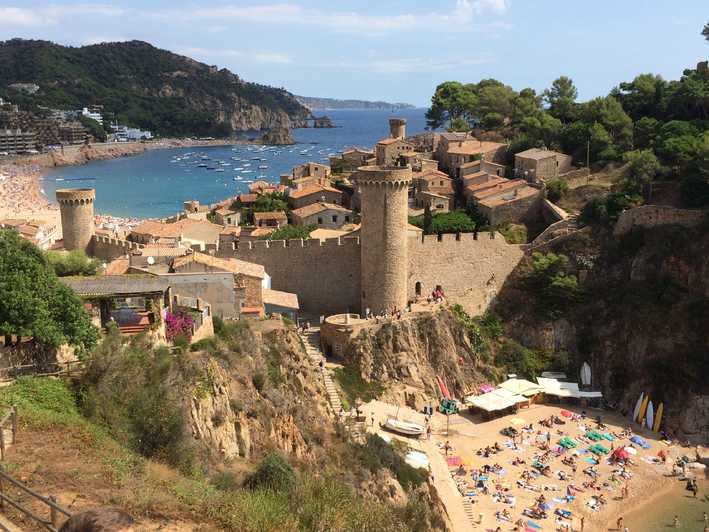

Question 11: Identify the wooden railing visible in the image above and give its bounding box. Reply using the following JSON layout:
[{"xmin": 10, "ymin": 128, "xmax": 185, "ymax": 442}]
[
  {"xmin": 0, "ymin": 407, "xmax": 17, "ymax": 462},
  {"xmin": 0, "ymin": 467, "xmax": 71, "ymax": 531},
  {"xmin": 0, "ymin": 361, "xmax": 84, "ymax": 384}
]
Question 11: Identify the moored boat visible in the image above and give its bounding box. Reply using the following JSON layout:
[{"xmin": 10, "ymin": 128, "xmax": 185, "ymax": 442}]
[{"xmin": 382, "ymin": 418, "xmax": 425, "ymax": 437}]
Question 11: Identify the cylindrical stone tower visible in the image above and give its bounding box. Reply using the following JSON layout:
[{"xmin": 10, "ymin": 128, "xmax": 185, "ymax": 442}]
[
  {"xmin": 389, "ymin": 118, "xmax": 407, "ymax": 139},
  {"xmin": 56, "ymin": 188, "xmax": 95, "ymax": 252},
  {"xmin": 357, "ymin": 165, "xmax": 412, "ymax": 315}
]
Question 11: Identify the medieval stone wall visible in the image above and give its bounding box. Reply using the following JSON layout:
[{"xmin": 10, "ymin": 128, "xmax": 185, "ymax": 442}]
[
  {"xmin": 408, "ymin": 232, "xmax": 524, "ymax": 316},
  {"xmin": 92, "ymin": 235, "xmax": 145, "ymax": 260},
  {"xmin": 613, "ymin": 205, "xmax": 706, "ymax": 236},
  {"xmin": 218, "ymin": 237, "xmax": 361, "ymax": 315}
]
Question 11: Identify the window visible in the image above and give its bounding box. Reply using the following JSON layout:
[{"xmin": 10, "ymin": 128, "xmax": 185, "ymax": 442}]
[
  {"xmin": 332, "ymin": 215, "xmax": 338, "ymax": 223},
  {"xmin": 317, "ymin": 217, "xmax": 323, "ymax": 225},
  {"xmin": 345, "ymin": 215, "xmax": 350, "ymax": 223},
  {"xmin": 415, "ymin": 282, "xmax": 422, "ymax": 296}
]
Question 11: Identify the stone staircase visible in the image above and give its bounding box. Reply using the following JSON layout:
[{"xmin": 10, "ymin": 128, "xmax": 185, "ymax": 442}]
[{"xmin": 301, "ymin": 328, "xmax": 342, "ymax": 413}]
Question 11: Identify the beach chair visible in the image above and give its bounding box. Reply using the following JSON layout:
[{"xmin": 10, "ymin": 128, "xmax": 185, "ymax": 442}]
[
  {"xmin": 600, "ymin": 433, "xmax": 615, "ymax": 441},
  {"xmin": 585, "ymin": 430, "xmax": 602, "ymax": 441}
]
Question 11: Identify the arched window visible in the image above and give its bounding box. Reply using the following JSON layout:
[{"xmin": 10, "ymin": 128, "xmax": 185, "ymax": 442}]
[{"xmin": 415, "ymin": 282, "xmax": 422, "ymax": 296}]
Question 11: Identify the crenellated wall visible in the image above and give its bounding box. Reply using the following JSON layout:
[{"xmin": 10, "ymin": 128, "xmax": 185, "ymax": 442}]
[
  {"xmin": 92, "ymin": 235, "xmax": 145, "ymax": 261},
  {"xmin": 216, "ymin": 232, "xmax": 524, "ymax": 317},
  {"xmin": 218, "ymin": 236, "xmax": 362, "ymax": 315},
  {"xmin": 407, "ymin": 232, "xmax": 525, "ymax": 316}
]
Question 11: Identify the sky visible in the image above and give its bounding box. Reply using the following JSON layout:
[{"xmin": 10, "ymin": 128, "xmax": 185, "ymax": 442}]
[{"xmin": 0, "ymin": 1, "xmax": 707, "ymax": 107}]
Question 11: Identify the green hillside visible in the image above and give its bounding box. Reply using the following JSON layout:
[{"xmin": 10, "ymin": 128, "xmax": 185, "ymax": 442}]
[{"xmin": 0, "ymin": 39, "xmax": 310, "ymax": 137}]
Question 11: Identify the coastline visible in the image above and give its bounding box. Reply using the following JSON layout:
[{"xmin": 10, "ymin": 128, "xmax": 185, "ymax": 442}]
[{"xmin": 0, "ymin": 138, "xmax": 242, "ymax": 223}]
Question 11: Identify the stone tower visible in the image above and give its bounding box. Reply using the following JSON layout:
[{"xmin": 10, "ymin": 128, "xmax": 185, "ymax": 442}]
[
  {"xmin": 56, "ymin": 188, "xmax": 95, "ymax": 252},
  {"xmin": 389, "ymin": 118, "xmax": 407, "ymax": 139},
  {"xmin": 357, "ymin": 164, "xmax": 412, "ymax": 314}
]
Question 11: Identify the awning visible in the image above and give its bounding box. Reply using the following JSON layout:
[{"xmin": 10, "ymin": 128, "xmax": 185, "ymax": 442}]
[
  {"xmin": 498, "ymin": 378, "xmax": 544, "ymax": 397},
  {"xmin": 464, "ymin": 388, "xmax": 527, "ymax": 412},
  {"xmin": 536, "ymin": 377, "xmax": 603, "ymax": 399}
]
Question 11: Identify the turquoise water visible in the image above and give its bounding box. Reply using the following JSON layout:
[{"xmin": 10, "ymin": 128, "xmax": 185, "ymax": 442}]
[{"xmin": 42, "ymin": 109, "xmax": 429, "ymax": 218}]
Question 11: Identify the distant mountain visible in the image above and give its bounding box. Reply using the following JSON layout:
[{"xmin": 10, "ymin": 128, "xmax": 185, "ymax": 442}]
[
  {"xmin": 296, "ymin": 96, "xmax": 415, "ymax": 111},
  {"xmin": 0, "ymin": 39, "xmax": 311, "ymax": 137}
]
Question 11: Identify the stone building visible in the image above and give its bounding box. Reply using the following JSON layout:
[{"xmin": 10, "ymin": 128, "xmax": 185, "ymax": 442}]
[
  {"xmin": 128, "ymin": 218, "xmax": 223, "ymax": 250},
  {"xmin": 288, "ymin": 184, "xmax": 343, "ymax": 209},
  {"xmin": 330, "ymin": 147, "xmax": 374, "ymax": 171},
  {"xmin": 292, "ymin": 162, "xmax": 331, "ymax": 180},
  {"xmin": 514, "ymin": 148, "xmax": 573, "ymax": 183},
  {"xmin": 254, "ymin": 211, "xmax": 287, "ymax": 229},
  {"xmin": 0, "ymin": 218, "xmax": 58, "ymax": 249},
  {"xmin": 413, "ymin": 170, "xmax": 455, "ymax": 213},
  {"xmin": 213, "ymin": 207, "xmax": 241, "ymax": 226},
  {"xmin": 56, "ymin": 188, "xmax": 95, "ymax": 252},
  {"xmin": 388, "ymin": 118, "xmax": 407, "ymax": 139},
  {"xmin": 442, "ymin": 140, "xmax": 507, "ymax": 178},
  {"xmin": 465, "ymin": 177, "xmax": 542, "ymax": 225},
  {"xmin": 291, "ymin": 202, "xmax": 353, "ymax": 229},
  {"xmin": 375, "ymin": 137, "xmax": 415, "ymax": 166}
]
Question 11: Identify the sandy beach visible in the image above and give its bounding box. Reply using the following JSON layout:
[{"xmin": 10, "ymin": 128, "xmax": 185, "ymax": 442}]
[
  {"xmin": 0, "ymin": 138, "xmax": 241, "ymax": 223},
  {"xmin": 361, "ymin": 400, "xmax": 700, "ymax": 532}
]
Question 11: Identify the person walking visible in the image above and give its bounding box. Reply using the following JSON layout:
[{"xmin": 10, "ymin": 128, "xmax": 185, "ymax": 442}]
[
  {"xmin": 579, "ymin": 515, "xmax": 584, "ymax": 531},
  {"xmin": 616, "ymin": 516, "xmax": 623, "ymax": 530}
]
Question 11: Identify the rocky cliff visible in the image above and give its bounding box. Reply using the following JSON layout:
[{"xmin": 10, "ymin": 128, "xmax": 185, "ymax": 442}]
[
  {"xmin": 340, "ymin": 309, "xmax": 500, "ymax": 409},
  {"xmin": 494, "ymin": 215, "xmax": 709, "ymax": 441}
]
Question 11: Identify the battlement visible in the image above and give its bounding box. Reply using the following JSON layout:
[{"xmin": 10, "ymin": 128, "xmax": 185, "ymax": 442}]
[
  {"xmin": 56, "ymin": 188, "xmax": 95, "ymax": 205},
  {"xmin": 355, "ymin": 164, "xmax": 412, "ymax": 186},
  {"xmin": 613, "ymin": 205, "xmax": 706, "ymax": 236},
  {"xmin": 409, "ymin": 231, "xmax": 503, "ymax": 246},
  {"xmin": 230, "ymin": 235, "xmax": 361, "ymax": 252},
  {"xmin": 92, "ymin": 235, "xmax": 145, "ymax": 260}
]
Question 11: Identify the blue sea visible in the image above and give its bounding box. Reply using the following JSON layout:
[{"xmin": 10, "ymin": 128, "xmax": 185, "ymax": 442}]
[{"xmin": 42, "ymin": 108, "xmax": 429, "ymax": 218}]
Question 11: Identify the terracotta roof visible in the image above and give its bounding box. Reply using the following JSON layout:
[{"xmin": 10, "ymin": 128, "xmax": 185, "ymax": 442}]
[
  {"xmin": 309, "ymin": 228, "xmax": 351, "ymax": 240},
  {"xmin": 418, "ymin": 170, "xmax": 452, "ymax": 182},
  {"xmin": 342, "ymin": 147, "xmax": 373, "ymax": 155},
  {"xmin": 220, "ymin": 226, "xmax": 241, "ymax": 236},
  {"xmin": 262, "ymin": 288, "xmax": 299, "ymax": 310},
  {"xmin": 214, "ymin": 207, "xmax": 236, "ymax": 215},
  {"xmin": 139, "ymin": 245, "xmax": 190, "ymax": 257},
  {"xmin": 249, "ymin": 227, "xmax": 275, "ymax": 238},
  {"xmin": 447, "ymin": 140, "xmax": 505, "ymax": 156},
  {"xmin": 288, "ymin": 184, "xmax": 342, "ymax": 200},
  {"xmin": 292, "ymin": 202, "xmax": 352, "ymax": 219},
  {"xmin": 472, "ymin": 179, "xmax": 528, "ymax": 200},
  {"xmin": 377, "ymin": 138, "xmax": 414, "ymax": 147},
  {"xmin": 464, "ymin": 174, "xmax": 506, "ymax": 193},
  {"xmin": 478, "ymin": 185, "xmax": 540, "ymax": 207},
  {"xmin": 237, "ymin": 193, "xmax": 258, "ymax": 203},
  {"xmin": 171, "ymin": 251, "xmax": 265, "ymax": 279},
  {"xmin": 253, "ymin": 211, "xmax": 287, "ymax": 222},
  {"xmin": 103, "ymin": 258, "xmax": 130, "ymax": 276},
  {"xmin": 131, "ymin": 218, "xmax": 222, "ymax": 241}
]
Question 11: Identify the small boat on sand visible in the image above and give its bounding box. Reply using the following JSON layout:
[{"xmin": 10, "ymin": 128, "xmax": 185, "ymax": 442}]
[{"xmin": 382, "ymin": 418, "xmax": 425, "ymax": 437}]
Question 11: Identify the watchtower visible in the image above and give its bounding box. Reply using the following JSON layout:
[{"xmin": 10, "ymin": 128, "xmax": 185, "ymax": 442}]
[
  {"xmin": 356, "ymin": 164, "xmax": 412, "ymax": 314},
  {"xmin": 389, "ymin": 118, "xmax": 407, "ymax": 139},
  {"xmin": 56, "ymin": 188, "xmax": 95, "ymax": 252}
]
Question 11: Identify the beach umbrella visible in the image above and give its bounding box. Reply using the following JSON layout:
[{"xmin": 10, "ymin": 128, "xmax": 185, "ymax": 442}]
[
  {"xmin": 560, "ymin": 409, "xmax": 573, "ymax": 418},
  {"xmin": 624, "ymin": 446, "xmax": 637, "ymax": 455}
]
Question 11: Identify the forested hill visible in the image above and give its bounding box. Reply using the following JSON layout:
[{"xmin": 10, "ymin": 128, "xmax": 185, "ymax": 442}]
[
  {"xmin": 296, "ymin": 95, "xmax": 415, "ymax": 111},
  {"xmin": 0, "ymin": 39, "xmax": 311, "ymax": 137}
]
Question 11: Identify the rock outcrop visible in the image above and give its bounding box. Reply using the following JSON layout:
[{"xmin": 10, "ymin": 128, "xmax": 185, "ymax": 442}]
[
  {"xmin": 341, "ymin": 310, "xmax": 498, "ymax": 409},
  {"xmin": 261, "ymin": 126, "xmax": 295, "ymax": 145}
]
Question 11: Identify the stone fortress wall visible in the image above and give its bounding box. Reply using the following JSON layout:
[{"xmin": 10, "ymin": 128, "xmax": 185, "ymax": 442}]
[
  {"xmin": 216, "ymin": 231, "xmax": 524, "ymax": 316},
  {"xmin": 219, "ymin": 237, "xmax": 363, "ymax": 315},
  {"xmin": 613, "ymin": 205, "xmax": 706, "ymax": 236},
  {"xmin": 407, "ymin": 232, "xmax": 524, "ymax": 315},
  {"xmin": 92, "ymin": 235, "xmax": 145, "ymax": 260}
]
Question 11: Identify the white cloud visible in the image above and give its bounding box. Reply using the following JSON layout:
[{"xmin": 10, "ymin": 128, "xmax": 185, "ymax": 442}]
[
  {"xmin": 149, "ymin": 1, "xmax": 511, "ymax": 35},
  {"xmin": 0, "ymin": 4, "xmax": 125, "ymax": 27},
  {"xmin": 323, "ymin": 54, "xmax": 495, "ymax": 74},
  {"xmin": 179, "ymin": 47, "xmax": 293, "ymax": 64},
  {"xmin": 0, "ymin": 7, "xmax": 50, "ymax": 26}
]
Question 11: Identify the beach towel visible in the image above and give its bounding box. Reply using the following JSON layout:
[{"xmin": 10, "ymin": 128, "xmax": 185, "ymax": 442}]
[
  {"xmin": 585, "ymin": 456, "xmax": 599, "ymax": 464},
  {"xmin": 526, "ymin": 520, "xmax": 541, "ymax": 530},
  {"xmin": 601, "ymin": 433, "xmax": 615, "ymax": 441},
  {"xmin": 446, "ymin": 456, "xmax": 462, "ymax": 467},
  {"xmin": 630, "ymin": 435, "xmax": 651, "ymax": 449}
]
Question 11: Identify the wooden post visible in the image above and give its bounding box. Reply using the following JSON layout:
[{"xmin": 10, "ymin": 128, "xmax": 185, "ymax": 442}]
[
  {"xmin": 11, "ymin": 406, "xmax": 17, "ymax": 444},
  {"xmin": 0, "ymin": 476, "xmax": 4, "ymax": 509},
  {"xmin": 50, "ymin": 496, "xmax": 59, "ymax": 529},
  {"xmin": 0, "ymin": 425, "xmax": 5, "ymax": 461}
]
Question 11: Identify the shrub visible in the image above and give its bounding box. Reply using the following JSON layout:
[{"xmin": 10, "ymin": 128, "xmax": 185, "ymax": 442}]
[
  {"xmin": 212, "ymin": 471, "xmax": 240, "ymax": 492},
  {"xmin": 524, "ymin": 252, "xmax": 582, "ymax": 317},
  {"xmin": 332, "ymin": 366, "xmax": 383, "ymax": 407},
  {"xmin": 352, "ymin": 435, "xmax": 428, "ymax": 491},
  {"xmin": 252, "ymin": 372, "xmax": 265, "ymax": 392},
  {"xmin": 45, "ymin": 249, "xmax": 102, "ymax": 276},
  {"xmin": 244, "ymin": 453, "xmax": 296, "ymax": 492},
  {"xmin": 545, "ymin": 178, "xmax": 568, "ymax": 202},
  {"xmin": 410, "ymin": 210, "xmax": 476, "ymax": 234}
]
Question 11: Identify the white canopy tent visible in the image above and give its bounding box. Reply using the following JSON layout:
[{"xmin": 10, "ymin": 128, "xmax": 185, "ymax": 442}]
[
  {"xmin": 537, "ymin": 377, "xmax": 603, "ymax": 399},
  {"xmin": 498, "ymin": 378, "xmax": 544, "ymax": 397},
  {"xmin": 464, "ymin": 388, "xmax": 528, "ymax": 413}
]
